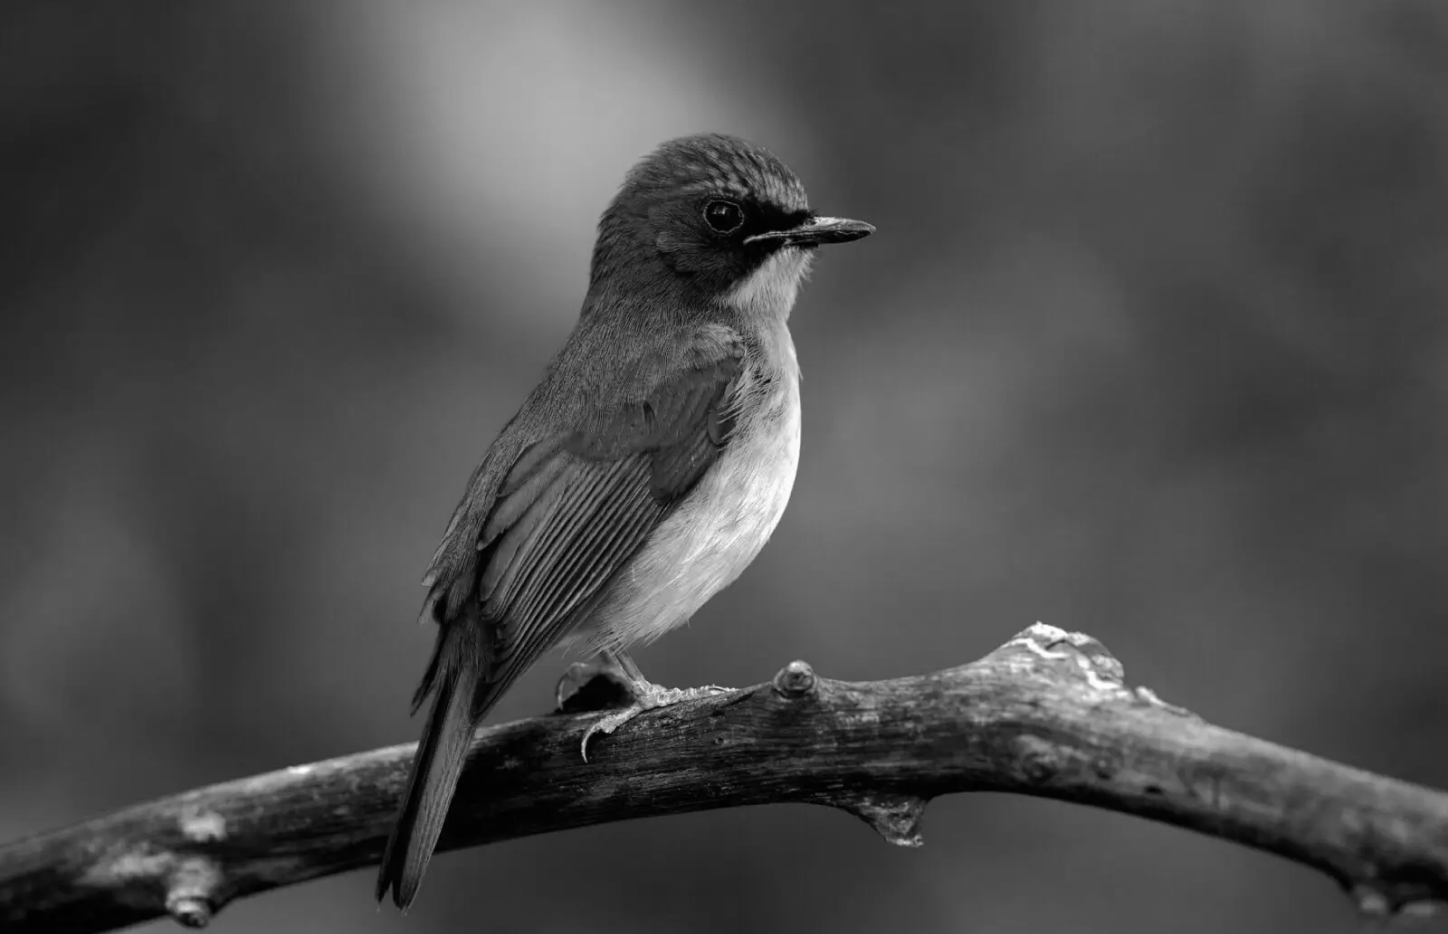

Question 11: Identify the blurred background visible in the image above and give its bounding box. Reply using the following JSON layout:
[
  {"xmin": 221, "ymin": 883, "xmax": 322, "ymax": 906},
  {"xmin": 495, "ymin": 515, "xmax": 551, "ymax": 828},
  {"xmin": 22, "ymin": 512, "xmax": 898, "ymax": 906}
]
[{"xmin": 3, "ymin": 1, "xmax": 1448, "ymax": 932}]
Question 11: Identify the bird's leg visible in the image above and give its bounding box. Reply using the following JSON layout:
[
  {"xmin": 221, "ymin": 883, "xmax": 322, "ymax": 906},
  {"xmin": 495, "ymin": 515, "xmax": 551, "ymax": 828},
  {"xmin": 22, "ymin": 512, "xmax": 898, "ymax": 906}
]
[
  {"xmin": 555, "ymin": 649, "xmax": 645, "ymax": 712},
  {"xmin": 558, "ymin": 649, "xmax": 732, "ymax": 761}
]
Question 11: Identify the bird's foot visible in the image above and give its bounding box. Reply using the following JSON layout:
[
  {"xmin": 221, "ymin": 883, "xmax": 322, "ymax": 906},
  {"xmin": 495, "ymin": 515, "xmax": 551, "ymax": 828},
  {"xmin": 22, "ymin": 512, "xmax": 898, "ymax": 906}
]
[{"xmin": 578, "ymin": 682, "xmax": 733, "ymax": 761}]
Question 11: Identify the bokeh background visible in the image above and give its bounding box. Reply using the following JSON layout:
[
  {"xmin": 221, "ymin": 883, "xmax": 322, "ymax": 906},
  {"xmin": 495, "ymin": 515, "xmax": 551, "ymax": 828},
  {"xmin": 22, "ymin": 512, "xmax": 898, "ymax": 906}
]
[{"xmin": 4, "ymin": 1, "xmax": 1448, "ymax": 932}]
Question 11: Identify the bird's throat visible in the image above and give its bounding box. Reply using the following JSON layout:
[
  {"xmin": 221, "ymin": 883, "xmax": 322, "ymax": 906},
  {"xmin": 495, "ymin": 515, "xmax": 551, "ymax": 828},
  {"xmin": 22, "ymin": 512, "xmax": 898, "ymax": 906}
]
[{"xmin": 720, "ymin": 247, "xmax": 815, "ymax": 323}]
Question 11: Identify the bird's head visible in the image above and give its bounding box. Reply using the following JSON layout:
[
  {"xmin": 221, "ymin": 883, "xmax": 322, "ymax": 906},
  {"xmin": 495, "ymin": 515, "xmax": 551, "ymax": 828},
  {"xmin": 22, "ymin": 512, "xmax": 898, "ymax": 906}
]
[{"xmin": 588, "ymin": 134, "xmax": 873, "ymax": 321}]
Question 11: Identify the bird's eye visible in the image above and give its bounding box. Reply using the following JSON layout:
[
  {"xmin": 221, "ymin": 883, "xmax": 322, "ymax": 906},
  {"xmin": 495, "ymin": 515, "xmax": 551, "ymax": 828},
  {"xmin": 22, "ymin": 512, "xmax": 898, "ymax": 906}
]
[{"xmin": 703, "ymin": 200, "xmax": 744, "ymax": 234}]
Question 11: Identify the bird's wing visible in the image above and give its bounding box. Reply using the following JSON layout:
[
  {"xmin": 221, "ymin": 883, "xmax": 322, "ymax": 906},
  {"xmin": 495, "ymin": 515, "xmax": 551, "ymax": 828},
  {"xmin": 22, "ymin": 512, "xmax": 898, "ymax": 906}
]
[{"xmin": 420, "ymin": 325, "xmax": 747, "ymax": 707}]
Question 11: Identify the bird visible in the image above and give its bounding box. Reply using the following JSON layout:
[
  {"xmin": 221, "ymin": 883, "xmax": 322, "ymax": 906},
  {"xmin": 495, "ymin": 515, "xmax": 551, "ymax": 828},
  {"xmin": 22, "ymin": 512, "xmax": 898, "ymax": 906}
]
[{"xmin": 375, "ymin": 132, "xmax": 873, "ymax": 910}]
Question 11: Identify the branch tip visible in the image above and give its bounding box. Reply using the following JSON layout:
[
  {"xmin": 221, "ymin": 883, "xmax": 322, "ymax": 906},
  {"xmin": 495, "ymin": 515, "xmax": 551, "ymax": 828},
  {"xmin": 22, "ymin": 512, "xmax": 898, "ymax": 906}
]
[{"xmin": 772, "ymin": 660, "xmax": 817, "ymax": 698}]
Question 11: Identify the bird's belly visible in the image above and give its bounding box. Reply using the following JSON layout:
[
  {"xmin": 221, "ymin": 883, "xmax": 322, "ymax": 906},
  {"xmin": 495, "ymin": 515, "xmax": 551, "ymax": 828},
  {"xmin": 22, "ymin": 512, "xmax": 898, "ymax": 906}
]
[{"xmin": 583, "ymin": 375, "xmax": 801, "ymax": 652}]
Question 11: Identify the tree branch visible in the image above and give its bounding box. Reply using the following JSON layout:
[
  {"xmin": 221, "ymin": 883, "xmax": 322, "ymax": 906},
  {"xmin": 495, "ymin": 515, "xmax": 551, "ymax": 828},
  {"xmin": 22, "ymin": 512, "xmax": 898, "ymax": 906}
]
[{"xmin": 2, "ymin": 623, "xmax": 1446, "ymax": 932}]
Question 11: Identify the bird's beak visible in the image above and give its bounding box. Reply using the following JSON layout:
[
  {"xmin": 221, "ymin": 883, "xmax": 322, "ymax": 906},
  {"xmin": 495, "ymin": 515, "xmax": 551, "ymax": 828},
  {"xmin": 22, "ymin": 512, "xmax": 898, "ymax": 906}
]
[{"xmin": 744, "ymin": 215, "xmax": 875, "ymax": 248}]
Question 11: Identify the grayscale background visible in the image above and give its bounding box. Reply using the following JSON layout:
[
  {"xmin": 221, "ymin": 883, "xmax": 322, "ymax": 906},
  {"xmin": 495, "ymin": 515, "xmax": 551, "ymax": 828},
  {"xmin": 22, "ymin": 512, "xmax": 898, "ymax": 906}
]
[{"xmin": 3, "ymin": 2, "xmax": 1447, "ymax": 932}]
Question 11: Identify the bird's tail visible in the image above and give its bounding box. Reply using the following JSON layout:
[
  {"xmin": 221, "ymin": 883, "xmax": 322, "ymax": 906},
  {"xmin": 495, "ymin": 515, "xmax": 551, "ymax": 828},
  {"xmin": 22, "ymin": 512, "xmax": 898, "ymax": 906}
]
[{"xmin": 375, "ymin": 621, "xmax": 485, "ymax": 910}]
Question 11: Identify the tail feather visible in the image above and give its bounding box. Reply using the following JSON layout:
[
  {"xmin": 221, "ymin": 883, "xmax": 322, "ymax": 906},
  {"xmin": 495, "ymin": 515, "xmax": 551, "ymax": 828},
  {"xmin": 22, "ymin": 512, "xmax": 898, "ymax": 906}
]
[{"xmin": 376, "ymin": 624, "xmax": 483, "ymax": 910}]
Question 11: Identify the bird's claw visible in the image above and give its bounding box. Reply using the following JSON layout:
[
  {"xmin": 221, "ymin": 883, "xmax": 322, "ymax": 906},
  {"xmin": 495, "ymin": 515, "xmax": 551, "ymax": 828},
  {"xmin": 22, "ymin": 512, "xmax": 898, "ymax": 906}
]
[{"xmin": 579, "ymin": 683, "xmax": 733, "ymax": 762}]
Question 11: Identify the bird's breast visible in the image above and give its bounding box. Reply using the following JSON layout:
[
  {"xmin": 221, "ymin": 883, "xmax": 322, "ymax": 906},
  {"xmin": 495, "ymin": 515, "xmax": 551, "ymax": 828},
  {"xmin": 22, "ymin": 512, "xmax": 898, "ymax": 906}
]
[{"xmin": 585, "ymin": 329, "xmax": 802, "ymax": 651}]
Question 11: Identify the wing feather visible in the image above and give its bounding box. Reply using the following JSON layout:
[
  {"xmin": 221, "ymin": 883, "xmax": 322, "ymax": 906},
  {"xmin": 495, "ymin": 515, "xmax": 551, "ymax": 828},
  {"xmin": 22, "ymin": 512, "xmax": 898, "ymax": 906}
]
[
  {"xmin": 481, "ymin": 456, "xmax": 617, "ymax": 612},
  {"xmin": 480, "ymin": 438, "xmax": 570, "ymax": 548},
  {"xmin": 445, "ymin": 331, "xmax": 746, "ymax": 696},
  {"xmin": 519, "ymin": 460, "xmax": 654, "ymax": 625}
]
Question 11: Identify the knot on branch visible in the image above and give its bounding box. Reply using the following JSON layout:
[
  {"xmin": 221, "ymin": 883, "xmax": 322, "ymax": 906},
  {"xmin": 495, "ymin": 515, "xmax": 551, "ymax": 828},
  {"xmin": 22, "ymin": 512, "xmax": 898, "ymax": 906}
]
[
  {"xmin": 168, "ymin": 899, "xmax": 210, "ymax": 928},
  {"xmin": 1352, "ymin": 884, "xmax": 1446, "ymax": 924},
  {"xmin": 995, "ymin": 623, "xmax": 1197, "ymax": 718},
  {"xmin": 81, "ymin": 845, "xmax": 224, "ymax": 929},
  {"xmin": 772, "ymin": 660, "xmax": 817, "ymax": 699},
  {"xmin": 167, "ymin": 809, "xmax": 227, "ymax": 927},
  {"xmin": 1001, "ymin": 623, "xmax": 1124, "ymax": 688},
  {"xmin": 838, "ymin": 793, "xmax": 927, "ymax": 847},
  {"xmin": 75, "ymin": 807, "xmax": 229, "ymax": 930}
]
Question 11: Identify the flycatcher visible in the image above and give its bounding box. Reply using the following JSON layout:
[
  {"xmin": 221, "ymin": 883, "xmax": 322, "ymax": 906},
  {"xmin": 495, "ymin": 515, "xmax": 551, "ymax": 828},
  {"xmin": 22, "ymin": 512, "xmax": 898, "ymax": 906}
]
[{"xmin": 376, "ymin": 133, "xmax": 873, "ymax": 909}]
